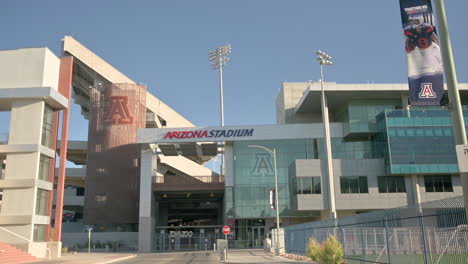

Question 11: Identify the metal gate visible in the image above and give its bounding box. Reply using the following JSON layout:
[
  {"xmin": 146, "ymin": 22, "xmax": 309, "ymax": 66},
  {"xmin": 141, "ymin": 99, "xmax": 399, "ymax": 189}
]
[{"xmin": 155, "ymin": 226, "xmax": 223, "ymax": 251}]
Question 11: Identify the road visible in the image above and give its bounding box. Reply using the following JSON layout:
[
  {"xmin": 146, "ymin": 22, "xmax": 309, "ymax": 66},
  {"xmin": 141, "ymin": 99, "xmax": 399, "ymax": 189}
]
[{"xmin": 117, "ymin": 251, "xmax": 219, "ymax": 264}]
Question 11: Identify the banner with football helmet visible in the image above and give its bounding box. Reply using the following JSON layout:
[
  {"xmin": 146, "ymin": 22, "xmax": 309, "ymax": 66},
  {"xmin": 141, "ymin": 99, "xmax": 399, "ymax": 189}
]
[{"xmin": 399, "ymin": 0, "xmax": 444, "ymax": 106}]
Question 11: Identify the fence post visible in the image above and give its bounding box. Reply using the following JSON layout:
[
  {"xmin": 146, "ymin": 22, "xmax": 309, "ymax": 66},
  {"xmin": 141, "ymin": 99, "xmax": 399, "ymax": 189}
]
[
  {"xmin": 418, "ymin": 210, "xmax": 430, "ymax": 264},
  {"xmin": 384, "ymin": 218, "xmax": 392, "ymax": 264},
  {"xmin": 360, "ymin": 228, "xmax": 366, "ymax": 264}
]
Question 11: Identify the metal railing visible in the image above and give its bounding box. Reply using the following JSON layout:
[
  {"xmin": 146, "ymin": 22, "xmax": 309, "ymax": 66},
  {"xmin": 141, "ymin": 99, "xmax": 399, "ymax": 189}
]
[
  {"xmin": 284, "ymin": 196, "xmax": 467, "ymax": 264},
  {"xmin": 154, "ymin": 175, "xmax": 225, "ymax": 184}
]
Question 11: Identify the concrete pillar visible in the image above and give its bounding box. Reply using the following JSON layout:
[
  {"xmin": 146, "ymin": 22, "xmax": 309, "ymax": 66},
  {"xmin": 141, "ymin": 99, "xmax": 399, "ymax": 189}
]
[
  {"xmin": 138, "ymin": 147, "xmax": 155, "ymax": 252},
  {"xmin": 1, "ymin": 99, "xmax": 46, "ymax": 243},
  {"xmin": 410, "ymin": 175, "xmax": 422, "ymax": 207}
]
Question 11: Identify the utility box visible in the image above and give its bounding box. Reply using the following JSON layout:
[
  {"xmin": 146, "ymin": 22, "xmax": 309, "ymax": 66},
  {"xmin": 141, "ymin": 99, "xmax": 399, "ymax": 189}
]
[{"xmin": 217, "ymin": 239, "xmax": 228, "ymax": 261}]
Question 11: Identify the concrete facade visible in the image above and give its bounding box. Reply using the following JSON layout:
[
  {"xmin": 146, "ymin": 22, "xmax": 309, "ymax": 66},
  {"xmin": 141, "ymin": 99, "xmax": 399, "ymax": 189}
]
[{"xmin": 0, "ymin": 48, "xmax": 67, "ymax": 257}]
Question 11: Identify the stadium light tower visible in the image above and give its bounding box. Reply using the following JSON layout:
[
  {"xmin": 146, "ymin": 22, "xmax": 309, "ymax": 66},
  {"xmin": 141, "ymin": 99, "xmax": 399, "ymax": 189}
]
[
  {"xmin": 209, "ymin": 44, "xmax": 231, "ymax": 176},
  {"xmin": 209, "ymin": 44, "xmax": 231, "ymax": 127},
  {"xmin": 316, "ymin": 50, "xmax": 337, "ymax": 220}
]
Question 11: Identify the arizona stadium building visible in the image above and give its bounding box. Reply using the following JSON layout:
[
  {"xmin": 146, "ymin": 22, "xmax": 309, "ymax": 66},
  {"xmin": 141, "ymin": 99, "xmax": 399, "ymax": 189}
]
[{"xmin": 0, "ymin": 37, "xmax": 466, "ymax": 257}]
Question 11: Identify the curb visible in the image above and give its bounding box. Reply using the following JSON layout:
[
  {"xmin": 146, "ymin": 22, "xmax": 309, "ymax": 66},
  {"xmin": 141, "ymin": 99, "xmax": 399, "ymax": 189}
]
[{"xmin": 95, "ymin": 255, "xmax": 137, "ymax": 264}]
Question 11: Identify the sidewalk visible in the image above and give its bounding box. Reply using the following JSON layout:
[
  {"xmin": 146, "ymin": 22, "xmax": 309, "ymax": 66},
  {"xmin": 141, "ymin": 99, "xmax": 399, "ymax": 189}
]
[
  {"xmin": 223, "ymin": 249, "xmax": 310, "ymax": 263},
  {"xmin": 33, "ymin": 252, "xmax": 136, "ymax": 264}
]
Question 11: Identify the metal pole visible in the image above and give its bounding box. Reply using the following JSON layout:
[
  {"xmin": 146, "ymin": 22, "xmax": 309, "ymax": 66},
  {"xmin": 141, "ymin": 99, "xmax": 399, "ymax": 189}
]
[
  {"xmin": 319, "ymin": 65, "xmax": 337, "ymax": 220},
  {"xmin": 273, "ymin": 148, "xmax": 280, "ymax": 254},
  {"xmin": 219, "ymin": 62, "xmax": 225, "ymax": 127},
  {"xmin": 219, "ymin": 60, "xmax": 225, "ymax": 180},
  {"xmin": 88, "ymin": 229, "xmax": 91, "ymax": 253},
  {"xmin": 433, "ymin": 0, "xmax": 468, "ymax": 221},
  {"xmin": 384, "ymin": 219, "xmax": 392, "ymax": 264}
]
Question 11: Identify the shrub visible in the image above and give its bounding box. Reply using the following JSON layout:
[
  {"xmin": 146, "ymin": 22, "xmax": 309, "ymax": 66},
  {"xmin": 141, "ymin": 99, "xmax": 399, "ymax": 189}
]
[
  {"xmin": 305, "ymin": 236, "xmax": 320, "ymax": 261},
  {"xmin": 318, "ymin": 235, "xmax": 344, "ymax": 264}
]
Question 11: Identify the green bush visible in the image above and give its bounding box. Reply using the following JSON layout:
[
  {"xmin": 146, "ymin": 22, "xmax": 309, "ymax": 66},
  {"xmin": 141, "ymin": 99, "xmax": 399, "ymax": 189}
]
[
  {"xmin": 318, "ymin": 235, "xmax": 344, "ymax": 264},
  {"xmin": 306, "ymin": 236, "xmax": 321, "ymax": 261}
]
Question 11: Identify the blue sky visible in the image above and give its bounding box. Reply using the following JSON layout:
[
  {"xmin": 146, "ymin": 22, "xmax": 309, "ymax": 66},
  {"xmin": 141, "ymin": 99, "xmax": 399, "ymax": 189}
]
[{"xmin": 1, "ymin": 0, "xmax": 467, "ymax": 141}]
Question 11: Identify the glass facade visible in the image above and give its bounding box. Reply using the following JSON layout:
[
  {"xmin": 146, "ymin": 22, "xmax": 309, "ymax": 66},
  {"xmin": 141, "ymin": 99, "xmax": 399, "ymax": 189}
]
[
  {"xmin": 38, "ymin": 155, "xmax": 51, "ymax": 181},
  {"xmin": 377, "ymin": 176, "xmax": 406, "ymax": 193},
  {"xmin": 336, "ymin": 99, "xmax": 400, "ymax": 136},
  {"xmin": 295, "ymin": 177, "xmax": 321, "ymax": 194},
  {"xmin": 319, "ymin": 138, "xmax": 384, "ymax": 160},
  {"xmin": 378, "ymin": 109, "xmax": 468, "ymax": 174},
  {"xmin": 232, "ymin": 139, "xmax": 317, "ymax": 218},
  {"xmin": 424, "ymin": 175, "xmax": 453, "ymax": 192},
  {"xmin": 33, "ymin": 224, "xmax": 47, "ymax": 242},
  {"xmin": 35, "ymin": 188, "xmax": 49, "ymax": 216},
  {"xmin": 41, "ymin": 104, "xmax": 54, "ymax": 148},
  {"xmin": 340, "ymin": 176, "xmax": 368, "ymax": 194}
]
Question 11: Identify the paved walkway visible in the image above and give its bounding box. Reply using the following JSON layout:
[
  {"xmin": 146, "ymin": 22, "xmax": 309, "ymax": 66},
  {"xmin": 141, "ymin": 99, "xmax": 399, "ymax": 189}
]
[
  {"xmin": 223, "ymin": 249, "xmax": 309, "ymax": 263},
  {"xmin": 32, "ymin": 249, "xmax": 310, "ymax": 264},
  {"xmin": 34, "ymin": 252, "xmax": 136, "ymax": 264}
]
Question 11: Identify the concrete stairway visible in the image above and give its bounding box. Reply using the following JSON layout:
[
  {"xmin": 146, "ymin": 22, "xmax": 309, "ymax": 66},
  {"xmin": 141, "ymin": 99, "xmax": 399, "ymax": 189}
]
[{"xmin": 0, "ymin": 242, "xmax": 41, "ymax": 264}]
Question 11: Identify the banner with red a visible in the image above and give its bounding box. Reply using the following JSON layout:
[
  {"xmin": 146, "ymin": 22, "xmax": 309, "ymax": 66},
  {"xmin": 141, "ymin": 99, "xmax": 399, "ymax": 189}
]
[{"xmin": 399, "ymin": 0, "xmax": 444, "ymax": 106}]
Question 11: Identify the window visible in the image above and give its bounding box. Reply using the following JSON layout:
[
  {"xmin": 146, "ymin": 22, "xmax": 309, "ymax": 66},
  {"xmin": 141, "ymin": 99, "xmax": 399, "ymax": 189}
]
[
  {"xmin": 41, "ymin": 104, "xmax": 55, "ymax": 148},
  {"xmin": 33, "ymin": 225, "xmax": 47, "ymax": 242},
  {"xmin": 76, "ymin": 187, "xmax": 85, "ymax": 196},
  {"xmin": 296, "ymin": 177, "xmax": 321, "ymax": 194},
  {"xmin": 38, "ymin": 155, "xmax": 51, "ymax": 181},
  {"xmin": 378, "ymin": 176, "xmax": 406, "ymax": 193},
  {"xmin": 35, "ymin": 189, "xmax": 49, "ymax": 215},
  {"xmin": 340, "ymin": 176, "xmax": 368, "ymax": 194},
  {"xmin": 424, "ymin": 175, "xmax": 453, "ymax": 192}
]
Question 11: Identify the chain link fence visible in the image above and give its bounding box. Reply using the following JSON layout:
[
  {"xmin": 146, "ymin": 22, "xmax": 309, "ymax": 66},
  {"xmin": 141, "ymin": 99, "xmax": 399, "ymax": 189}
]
[{"xmin": 284, "ymin": 196, "xmax": 467, "ymax": 263}]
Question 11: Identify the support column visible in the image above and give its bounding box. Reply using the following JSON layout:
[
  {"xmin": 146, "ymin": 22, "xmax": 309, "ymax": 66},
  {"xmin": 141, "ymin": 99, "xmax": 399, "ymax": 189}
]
[
  {"xmin": 54, "ymin": 57, "xmax": 73, "ymax": 243},
  {"xmin": 321, "ymin": 92, "xmax": 337, "ymax": 219},
  {"xmin": 410, "ymin": 175, "xmax": 422, "ymax": 207},
  {"xmin": 138, "ymin": 147, "xmax": 155, "ymax": 252},
  {"xmin": 45, "ymin": 111, "xmax": 59, "ymax": 242}
]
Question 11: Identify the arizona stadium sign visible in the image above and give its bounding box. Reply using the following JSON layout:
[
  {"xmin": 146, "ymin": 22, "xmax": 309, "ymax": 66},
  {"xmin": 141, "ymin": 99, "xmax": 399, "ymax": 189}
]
[
  {"xmin": 137, "ymin": 124, "xmax": 322, "ymax": 144},
  {"xmin": 164, "ymin": 128, "xmax": 254, "ymax": 140}
]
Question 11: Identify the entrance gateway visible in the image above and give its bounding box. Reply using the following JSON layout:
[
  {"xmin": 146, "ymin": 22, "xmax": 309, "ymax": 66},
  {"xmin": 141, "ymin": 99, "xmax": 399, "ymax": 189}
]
[{"xmin": 136, "ymin": 124, "xmax": 315, "ymax": 252}]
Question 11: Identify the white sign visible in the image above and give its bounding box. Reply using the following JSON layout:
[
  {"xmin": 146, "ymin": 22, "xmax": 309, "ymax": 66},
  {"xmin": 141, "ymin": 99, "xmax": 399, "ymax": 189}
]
[
  {"xmin": 168, "ymin": 231, "xmax": 193, "ymax": 238},
  {"xmin": 456, "ymin": 144, "xmax": 468, "ymax": 173},
  {"xmin": 138, "ymin": 124, "xmax": 328, "ymax": 144}
]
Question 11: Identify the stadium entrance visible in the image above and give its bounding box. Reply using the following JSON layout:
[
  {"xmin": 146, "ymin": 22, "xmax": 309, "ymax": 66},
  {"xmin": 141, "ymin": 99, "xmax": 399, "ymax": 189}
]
[{"xmin": 153, "ymin": 188, "xmax": 224, "ymax": 251}]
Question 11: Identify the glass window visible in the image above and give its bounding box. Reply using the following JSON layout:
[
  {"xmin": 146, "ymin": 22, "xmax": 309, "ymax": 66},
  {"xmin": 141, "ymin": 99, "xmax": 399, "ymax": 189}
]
[
  {"xmin": 296, "ymin": 177, "xmax": 321, "ymax": 194},
  {"xmin": 33, "ymin": 225, "xmax": 47, "ymax": 242},
  {"xmin": 233, "ymin": 139, "xmax": 317, "ymax": 218},
  {"xmin": 41, "ymin": 104, "xmax": 55, "ymax": 148},
  {"xmin": 378, "ymin": 176, "xmax": 406, "ymax": 193},
  {"xmin": 35, "ymin": 189, "xmax": 49, "ymax": 215},
  {"xmin": 424, "ymin": 175, "xmax": 453, "ymax": 192},
  {"xmin": 340, "ymin": 176, "xmax": 368, "ymax": 194},
  {"xmin": 38, "ymin": 155, "xmax": 51, "ymax": 181}
]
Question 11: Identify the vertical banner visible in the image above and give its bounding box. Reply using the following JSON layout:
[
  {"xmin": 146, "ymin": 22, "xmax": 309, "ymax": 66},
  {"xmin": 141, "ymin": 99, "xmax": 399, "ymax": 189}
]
[
  {"xmin": 269, "ymin": 189, "xmax": 276, "ymax": 210},
  {"xmin": 399, "ymin": 0, "xmax": 444, "ymax": 105}
]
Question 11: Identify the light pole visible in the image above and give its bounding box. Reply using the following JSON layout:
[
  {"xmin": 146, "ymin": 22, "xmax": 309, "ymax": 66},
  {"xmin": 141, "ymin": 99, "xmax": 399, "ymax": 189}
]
[
  {"xmin": 433, "ymin": 0, "xmax": 468, "ymax": 221},
  {"xmin": 316, "ymin": 50, "xmax": 337, "ymax": 220},
  {"xmin": 247, "ymin": 145, "xmax": 281, "ymax": 253},
  {"xmin": 209, "ymin": 44, "xmax": 232, "ymax": 176}
]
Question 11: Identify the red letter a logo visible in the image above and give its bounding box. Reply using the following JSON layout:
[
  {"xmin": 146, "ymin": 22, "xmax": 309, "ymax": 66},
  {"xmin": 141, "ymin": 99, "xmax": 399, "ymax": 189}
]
[
  {"xmin": 419, "ymin": 83, "xmax": 436, "ymax": 98},
  {"xmin": 105, "ymin": 96, "xmax": 134, "ymax": 125}
]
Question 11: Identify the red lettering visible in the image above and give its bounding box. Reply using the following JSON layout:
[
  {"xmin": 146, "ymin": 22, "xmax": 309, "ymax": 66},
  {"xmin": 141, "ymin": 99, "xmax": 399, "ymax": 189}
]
[
  {"xmin": 201, "ymin": 131, "xmax": 208, "ymax": 138},
  {"xmin": 164, "ymin": 132, "xmax": 173, "ymax": 139},
  {"xmin": 187, "ymin": 131, "xmax": 194, "ymax": 138},
  {"xmin": 105, "ymin": 96, "xmax": 134, "ymax": 125}
]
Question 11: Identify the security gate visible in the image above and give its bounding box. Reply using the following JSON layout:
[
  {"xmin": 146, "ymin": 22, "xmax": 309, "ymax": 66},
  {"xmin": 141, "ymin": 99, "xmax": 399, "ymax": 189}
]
[{"xmin": 155, "ymin": 226, "xmax": 223, "ymax": 251}]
